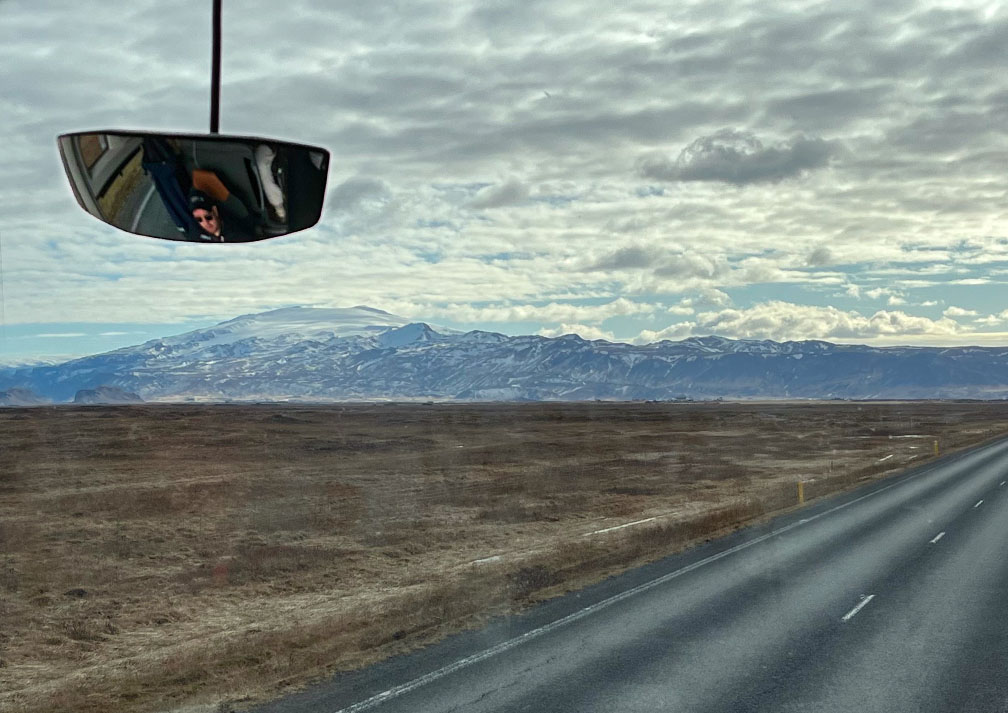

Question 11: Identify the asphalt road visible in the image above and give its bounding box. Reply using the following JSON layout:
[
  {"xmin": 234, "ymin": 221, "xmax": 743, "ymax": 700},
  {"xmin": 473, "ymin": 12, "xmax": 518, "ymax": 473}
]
[{"xmin": 254, "ymin": 436, "xmax": 1008, "ymax": 713}]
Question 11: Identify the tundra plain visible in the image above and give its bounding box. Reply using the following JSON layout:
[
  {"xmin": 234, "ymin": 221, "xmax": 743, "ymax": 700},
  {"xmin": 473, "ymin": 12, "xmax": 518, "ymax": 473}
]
[{"xmin": 3, "ymin": 401, "xmax": 1008, "ymax": 713}]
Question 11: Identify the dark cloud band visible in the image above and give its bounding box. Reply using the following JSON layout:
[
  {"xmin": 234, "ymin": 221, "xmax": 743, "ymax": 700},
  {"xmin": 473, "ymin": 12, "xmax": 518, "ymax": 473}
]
[{"xmin": 638, "ymin": 129, "xmax": 839, "ymax": 185}]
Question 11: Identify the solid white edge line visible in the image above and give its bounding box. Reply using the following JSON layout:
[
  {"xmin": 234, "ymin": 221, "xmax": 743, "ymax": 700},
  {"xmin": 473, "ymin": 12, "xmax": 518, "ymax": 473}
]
[
  {"xmin": 974, "ymin": 500, "xmax": 984, "ymax": 508},
  {"xmin": 586, "ymin": 516, "xmax": 658, "ymax": 536},
  {"xmin": 330, "ymin": 464, "xmax": 945, "ymax": 713},
  {"xmin": 930, "ymin": 531, "xmax": 945, "ymax": 544},
  {"xmin": 841, "ymin": 594, "xmax": 876, "ymax": 622}
]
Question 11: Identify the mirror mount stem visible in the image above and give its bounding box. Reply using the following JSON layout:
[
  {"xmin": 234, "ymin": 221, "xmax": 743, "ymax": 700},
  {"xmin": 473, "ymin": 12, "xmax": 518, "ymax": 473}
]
[{"xmin": 210, "ymin": 0, "xmax": 222, "ymax": 134}]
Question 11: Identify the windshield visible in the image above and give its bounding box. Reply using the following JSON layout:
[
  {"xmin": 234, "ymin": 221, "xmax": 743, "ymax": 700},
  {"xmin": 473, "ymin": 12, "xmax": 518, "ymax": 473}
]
[{"xmin": 3, "ymin": 2, "xmax": 1008, "ymax": 713}]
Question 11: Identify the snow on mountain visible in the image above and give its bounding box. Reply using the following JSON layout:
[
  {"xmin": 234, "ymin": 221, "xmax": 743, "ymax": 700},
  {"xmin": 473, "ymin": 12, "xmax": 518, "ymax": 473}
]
[
  {"xmin": 159, "ymin": 305, "xmax": 412, "ymax": 349},
  {"xmin": 377, "ymin": 322, "xmax": 442, "ymax": 348},
  {"xmin": 2, "ymin": 306, "xmax": 1007, "ymax": 402}
]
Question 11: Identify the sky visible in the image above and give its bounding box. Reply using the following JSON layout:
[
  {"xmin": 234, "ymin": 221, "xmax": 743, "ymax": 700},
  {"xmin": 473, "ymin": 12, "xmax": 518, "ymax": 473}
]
[{"xmin": 3, "ymin": 0, "xmax": 1008, "ymax": 362}]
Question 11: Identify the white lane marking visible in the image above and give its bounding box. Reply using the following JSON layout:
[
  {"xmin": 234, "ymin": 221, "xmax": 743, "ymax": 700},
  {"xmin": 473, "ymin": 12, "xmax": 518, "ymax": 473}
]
[
  {"xmin": 878, "ymin": 454, "xmax": 894, "ymax": 462},
  {"xmin": 1001, "ymin": 481, "xmax": 1005, "ymax": 487},
  {"xmin": 332, "ymin": 475, "xmax": 935, "ymax": 712},
  {"xmin": 930, "ymin": 531, "xmax": 945, "ymax": 544},
  {"xmin": 586, "ymin": 516, "xmax": 658, "ymax": 536},
  {"xmin": 974, "ymin": 500, "xmax": 984, "ymax": 508},
  {"xmin": 130, "ymin": 183, "xmax": 158, "ymax": 232},
  {"xmin": 842, "ymin": 595, "xmax": 876, "ymax": 622},
  {"xmin": 331, "ymin": 449, "xmax": 1002, "ymax": 713}
]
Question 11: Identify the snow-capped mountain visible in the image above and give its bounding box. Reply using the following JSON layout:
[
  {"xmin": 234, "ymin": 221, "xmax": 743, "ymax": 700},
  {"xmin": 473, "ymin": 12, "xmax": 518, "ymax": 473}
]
[{"xmin": 2, "ymin": 306, "xmax": 1008, "ymax": 402}]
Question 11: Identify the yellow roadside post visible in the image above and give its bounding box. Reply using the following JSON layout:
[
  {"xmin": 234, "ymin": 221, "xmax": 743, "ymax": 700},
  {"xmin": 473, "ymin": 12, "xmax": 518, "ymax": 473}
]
[{"xmin": 797, "ymin": 480, "xmax": 805, "ymax": 504}]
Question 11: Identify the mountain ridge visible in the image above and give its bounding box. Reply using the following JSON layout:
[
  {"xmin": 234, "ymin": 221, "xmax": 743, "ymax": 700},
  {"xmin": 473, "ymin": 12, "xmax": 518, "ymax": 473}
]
[{"xmin": 1, "ymin": 306, "xmax": 1006, "ymax": 403}]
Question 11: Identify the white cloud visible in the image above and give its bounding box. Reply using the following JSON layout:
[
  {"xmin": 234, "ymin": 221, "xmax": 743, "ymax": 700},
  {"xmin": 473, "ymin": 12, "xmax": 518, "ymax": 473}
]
[
  {"xmin": 633, "ymin": 322, "xmax": 698, "ymax": 344},
  {"xmin": 635, "ymin": 301, "xmax": 965, "ymax": 344},
  {"xmin": 680, "ymin": 288, "xmax": 732, "ymax": 309},
  {"xmin": 943, "ymin": 306, "xmax": 979, "ymax": 318},
  {"xmin": 468, "ymin": 180, "xmax": 530, "ymax": 209},
  {"xmin": 395, "ymin": 298, "xmax": 661, "ymax": 326},
  {"xmin": 843, "ymin": 283, "xmax": 862, "ymax": 299}
]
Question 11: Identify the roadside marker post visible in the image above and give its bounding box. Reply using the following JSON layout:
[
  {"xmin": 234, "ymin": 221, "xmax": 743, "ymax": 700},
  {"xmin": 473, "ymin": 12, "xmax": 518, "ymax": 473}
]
[{"xmin": 797, "ymin": 481, "xmax": 805, "ymax": 504}]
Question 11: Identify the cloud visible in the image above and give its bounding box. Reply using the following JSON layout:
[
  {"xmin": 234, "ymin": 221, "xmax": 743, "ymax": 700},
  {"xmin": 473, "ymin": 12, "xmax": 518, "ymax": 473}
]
[
  {"xmin": 680, "ymin": 288, "xmax": 731, "ymax": 309},
  {"xmin": 702, "ymin": 303, "xmax": 963, "ymax": 341},
  {"xmin": 655, "ymin": 254, "xmax": 728, "ymax": 280},
  {"xmin": 806, "ymin": 246, "xmax": 833, "ymax": 266},
  {"xmin": 396, "ymin": 298, "xmax": 660, "ymax": 326},
  {"xmin": 585, "ymin": 246, "xmax": 661, "ymax": 271},
  {"xmin": 634, "ymin": 321, "xmax": 697, "ymax": 344},
  {"xmin": 943, "ymin": 306, "xmax": 979, "ymax": 318},
  {"xmin": 468, "ymin": 180, "xmax": 530, "ymax": 209},
  {"xmin": 584, "ymin": 246, "xmax": 728, "ymax": 281},
  {"xmin": 863, "ymin": 288, "xmax": 906, "ymax": 305},
  {"xmin": 637, "ymin": 129, "xmax": 839, "ymax": 185},
  {"xmin": 633, "ymin": 301, "xmax": 966, "ymax": 344},
  {"xmin": 328, "ymin": 177, "xmax": 392, "ymax": 211},
  {"xmin": 843, "ymin": 283, "xmax": 862, "ymax": 299}
]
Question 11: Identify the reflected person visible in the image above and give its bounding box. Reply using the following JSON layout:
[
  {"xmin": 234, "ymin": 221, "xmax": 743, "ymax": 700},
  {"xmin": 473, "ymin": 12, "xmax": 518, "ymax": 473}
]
[
  {"xmin": 255, "ymin": 144, "xmax": 286, "ymax": 223},
  {"xmin": 188, "ymin": 190, "xmax": 255, "ymax": 242}
]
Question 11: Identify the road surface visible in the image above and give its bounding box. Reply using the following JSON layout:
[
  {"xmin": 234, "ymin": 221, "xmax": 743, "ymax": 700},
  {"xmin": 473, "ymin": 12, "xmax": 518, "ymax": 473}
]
[{"xmin": 254, "ymin": 435, "xmax": 1008, "ymax": 713}]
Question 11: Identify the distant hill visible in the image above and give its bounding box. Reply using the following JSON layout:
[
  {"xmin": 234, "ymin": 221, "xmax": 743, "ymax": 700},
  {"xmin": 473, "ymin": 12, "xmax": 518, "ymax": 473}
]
[
  {"xmin": 1, "ymin": 305, "xmax": 1007, "ymax": 402},
  {"xmin": 73, "ymin": 386, "xmax": 143, "ymax": 404},
  {"xmin": 0, "ymin": 387, "xmax": 50, "ymax": 406}
]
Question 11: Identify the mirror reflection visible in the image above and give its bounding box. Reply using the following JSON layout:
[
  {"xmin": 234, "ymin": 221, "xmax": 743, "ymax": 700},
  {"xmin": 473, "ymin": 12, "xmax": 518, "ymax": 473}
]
[{"xmin": 57, "ymin": 132, "xmax": 329, "ymax": 243}]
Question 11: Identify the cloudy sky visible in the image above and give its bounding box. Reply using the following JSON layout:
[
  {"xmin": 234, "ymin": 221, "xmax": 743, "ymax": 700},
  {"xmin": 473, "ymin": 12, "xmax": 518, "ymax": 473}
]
[{"xmin": 3, "ymin": 0, "xmax": 1008, "ymax": 361}]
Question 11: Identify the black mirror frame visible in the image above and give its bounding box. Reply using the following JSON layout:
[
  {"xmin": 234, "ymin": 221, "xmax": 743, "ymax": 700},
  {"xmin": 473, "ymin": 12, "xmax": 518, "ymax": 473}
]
[{"xmin": 58, "ymin": 129, "xmax": 330, "ymax": 244}]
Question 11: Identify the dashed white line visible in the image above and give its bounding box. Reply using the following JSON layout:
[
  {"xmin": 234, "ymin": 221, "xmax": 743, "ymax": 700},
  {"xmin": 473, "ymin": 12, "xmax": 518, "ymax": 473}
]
[
  {"xmin": 327, "ymin": 450, "xmax": 987, "ymax": 713},
  {"xmin": 878, "ymin": 454, "xmax": 894, "ymax": 462},
  {"xmin": 842, "ymin": 595, "xmax": 876, "ymax": 622},
  {"xmin": 1000, "ymin": 481, "xmax": 1005, "ymax": 487},
  {"xmin": 974, "ymin": 500, "xmax": 984, "ymax": 508},
  {"xmin": 930, "ymin": 531, "xmax": 945, "ymax": 544}
]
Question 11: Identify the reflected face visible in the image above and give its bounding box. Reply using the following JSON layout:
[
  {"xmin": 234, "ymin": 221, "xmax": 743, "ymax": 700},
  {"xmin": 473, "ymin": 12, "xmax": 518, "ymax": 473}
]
[{"xmin": 193, "ymin": 207, "xmax": 221, "ymax": 236}]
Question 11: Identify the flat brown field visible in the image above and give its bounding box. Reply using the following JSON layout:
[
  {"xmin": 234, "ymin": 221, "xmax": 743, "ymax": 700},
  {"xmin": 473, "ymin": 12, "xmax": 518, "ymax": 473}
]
[{"xmin": 3, "ymin": 401, "xmax": 1008, "ymax": 712}]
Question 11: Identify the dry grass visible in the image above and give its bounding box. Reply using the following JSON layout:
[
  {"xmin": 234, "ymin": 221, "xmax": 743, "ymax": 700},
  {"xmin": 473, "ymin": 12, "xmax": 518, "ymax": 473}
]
[{"xmin": 2, "ymin": 401, "xmax": 1007, "ymax": 712}]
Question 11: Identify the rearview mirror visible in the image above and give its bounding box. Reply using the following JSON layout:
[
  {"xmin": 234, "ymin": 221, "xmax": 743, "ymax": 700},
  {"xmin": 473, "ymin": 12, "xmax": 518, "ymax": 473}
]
[{"xmin": 57, "ymin": 131, "xmax": 329, "ymax": 243}]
